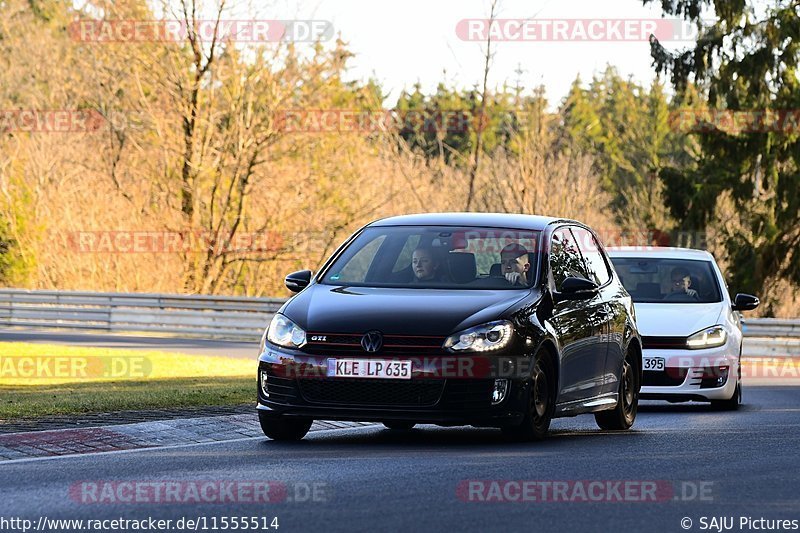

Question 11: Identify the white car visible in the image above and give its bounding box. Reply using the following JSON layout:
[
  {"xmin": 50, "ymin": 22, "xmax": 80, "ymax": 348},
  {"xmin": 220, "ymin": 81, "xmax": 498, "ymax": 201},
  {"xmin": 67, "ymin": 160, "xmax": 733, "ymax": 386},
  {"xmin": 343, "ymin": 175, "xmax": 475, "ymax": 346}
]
[{"xmin": 607, "ymin": 247, "xmax": 759, "ymax": 409}]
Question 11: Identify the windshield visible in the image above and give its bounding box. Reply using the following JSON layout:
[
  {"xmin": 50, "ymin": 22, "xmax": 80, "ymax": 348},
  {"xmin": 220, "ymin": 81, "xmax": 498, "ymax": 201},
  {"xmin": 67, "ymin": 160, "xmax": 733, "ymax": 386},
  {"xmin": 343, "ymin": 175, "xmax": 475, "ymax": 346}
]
[
  {"xmin": 320, "ymin": 226, "xmax": 541, "ymax": 289},
  {"xmin": 609, "ymin": 257, "xmax": 722, "ymax": 304}
]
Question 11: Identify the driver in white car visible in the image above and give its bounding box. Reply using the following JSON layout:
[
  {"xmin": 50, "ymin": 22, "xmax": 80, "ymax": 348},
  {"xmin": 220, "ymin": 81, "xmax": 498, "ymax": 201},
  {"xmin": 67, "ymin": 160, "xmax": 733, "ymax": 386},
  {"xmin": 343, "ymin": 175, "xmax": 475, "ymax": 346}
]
[{"xmin": 668, "ymin": 267, "xmax": 699, "ymax": 300}]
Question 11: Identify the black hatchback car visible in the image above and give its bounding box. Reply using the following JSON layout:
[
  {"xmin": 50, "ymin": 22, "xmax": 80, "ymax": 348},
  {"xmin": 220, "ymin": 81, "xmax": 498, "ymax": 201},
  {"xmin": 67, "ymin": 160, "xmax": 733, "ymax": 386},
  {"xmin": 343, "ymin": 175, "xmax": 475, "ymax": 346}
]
[{"xmin": 257, "ymin": 213, "xmax": 641, "ymax": 441}]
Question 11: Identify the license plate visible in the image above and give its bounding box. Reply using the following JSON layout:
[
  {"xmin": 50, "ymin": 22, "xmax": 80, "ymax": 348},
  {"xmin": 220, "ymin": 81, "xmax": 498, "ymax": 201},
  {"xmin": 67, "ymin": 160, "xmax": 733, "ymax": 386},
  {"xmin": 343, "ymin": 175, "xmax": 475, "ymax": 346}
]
[
  {"xmin": 643, "ymin": 357, "xmax": 665, "ymax": 371},
  {"xmin": 326, "ymin": 358, "xmax": 412, "ymax": 379}
]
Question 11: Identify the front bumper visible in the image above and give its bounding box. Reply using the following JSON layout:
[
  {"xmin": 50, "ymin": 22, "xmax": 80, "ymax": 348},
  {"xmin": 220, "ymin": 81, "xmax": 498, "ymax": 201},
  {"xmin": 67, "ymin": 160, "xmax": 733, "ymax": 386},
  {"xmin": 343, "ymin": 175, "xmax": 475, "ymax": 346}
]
[
  {"xmin": 256, "ymin": 347, "xmax": 531, "ymax": 426},
  {"xmin": 640, "ymin": 344, "xmax": 738, "ymax": 401}
]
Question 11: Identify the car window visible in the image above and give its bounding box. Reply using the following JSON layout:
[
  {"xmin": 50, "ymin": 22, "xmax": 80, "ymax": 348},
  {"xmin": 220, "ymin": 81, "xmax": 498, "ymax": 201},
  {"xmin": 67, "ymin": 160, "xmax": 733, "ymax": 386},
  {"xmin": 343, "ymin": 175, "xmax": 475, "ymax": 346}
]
[
  {"xmin": 330, "ymin": 235, "xmax": 386, "ymax": 283},
  {"xmin": 454, "ymin": 229, "xmax": 538, "ymax": 280},
  {"xmin": 392, "ymin": 234, "xmax": 421, "ymax": 273},
  {"xmin": 321, "ymin": 226, "xmax": 541, "ymax": 289},
  {"xmin": 549, "ymin": 228, "xmax": 590, "ymax": 289},
  {"xmin": 608, "ymin": 257, "xmax": 722, "ymax": 303},
  {"xmin": 571, "ymin": 227, "xmax": 611, "ymax": 285}
]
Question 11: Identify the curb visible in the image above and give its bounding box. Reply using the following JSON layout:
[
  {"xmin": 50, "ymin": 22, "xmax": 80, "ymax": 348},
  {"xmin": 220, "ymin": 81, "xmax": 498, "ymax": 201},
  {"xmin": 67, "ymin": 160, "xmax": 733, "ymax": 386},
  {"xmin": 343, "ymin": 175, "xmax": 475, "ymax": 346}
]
[{"xmin": 0, "ymin": 415, "xmax": 375, "ymax": 462}]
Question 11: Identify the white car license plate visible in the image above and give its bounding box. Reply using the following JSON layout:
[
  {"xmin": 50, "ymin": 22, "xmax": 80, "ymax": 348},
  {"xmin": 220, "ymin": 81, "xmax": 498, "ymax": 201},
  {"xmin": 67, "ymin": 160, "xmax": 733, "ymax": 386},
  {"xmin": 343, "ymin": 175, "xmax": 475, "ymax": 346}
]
[
  {"xmin": 327, "ymin": 359, "xmax": 412, "ymax": 379},
  {"xmin": 643, "ymin": 357, "xmax": 665, "ymax": 371}
]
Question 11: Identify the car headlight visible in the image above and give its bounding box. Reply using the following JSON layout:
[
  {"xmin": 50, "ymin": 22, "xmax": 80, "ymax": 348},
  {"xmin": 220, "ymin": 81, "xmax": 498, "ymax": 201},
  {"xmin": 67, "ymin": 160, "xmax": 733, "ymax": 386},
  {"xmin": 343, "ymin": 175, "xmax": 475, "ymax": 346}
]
[
  {"xmin": 266, "ymin": 314, "xmax": 307, "ymax": 349},
  {"xmin": 443, "ymin": 320, "xmax": 514, "ymax": 352},
  {"xmin": 686, "ymin": 326, "xmax": 727, "ymax": 349}
]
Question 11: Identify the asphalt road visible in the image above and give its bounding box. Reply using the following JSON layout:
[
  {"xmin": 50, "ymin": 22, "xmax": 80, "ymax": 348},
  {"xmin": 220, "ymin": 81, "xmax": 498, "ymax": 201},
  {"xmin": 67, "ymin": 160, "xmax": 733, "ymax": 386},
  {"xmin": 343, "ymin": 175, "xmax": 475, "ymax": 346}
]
[
  {"xmin": 1, "ymin": 387, "xmax": 799, "ymax": 532},
  {"xmin": 0, "ymin": 330, "xmax": 256, "ymax": 358}
]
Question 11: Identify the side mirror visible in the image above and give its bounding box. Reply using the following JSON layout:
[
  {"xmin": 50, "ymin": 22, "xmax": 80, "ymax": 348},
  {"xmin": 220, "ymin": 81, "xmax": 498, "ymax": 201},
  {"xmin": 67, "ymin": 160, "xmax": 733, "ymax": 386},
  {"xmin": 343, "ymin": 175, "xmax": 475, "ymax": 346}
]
[
  {"xmin": 553, "ymin": 276, "xmax": 599, "ymax": 302},
  {"xmin": 732, "ymin": 293, "xmax": 759, "ymax": 311},
  {"xmin": 285, "ymin": 270, "xmax": 312, "ymax": 293}
]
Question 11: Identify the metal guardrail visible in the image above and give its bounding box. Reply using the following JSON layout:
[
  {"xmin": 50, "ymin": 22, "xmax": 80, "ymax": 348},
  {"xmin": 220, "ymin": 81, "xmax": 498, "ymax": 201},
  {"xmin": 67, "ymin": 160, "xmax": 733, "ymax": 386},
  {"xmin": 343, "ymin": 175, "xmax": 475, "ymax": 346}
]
[
  {"xmin": 741, "ymin": 319, "xmax": 800, "ymax": 356},
  {"xmin": 0, "ymin": 290, "xmax": 799, "ymax": 352},
  {"xmin": 741, "ymin": 318, "xmax": 800, "ymax": 338},
  {"xmin": 0, "ymin": 289, "xmax": 283, "ymax": 339}
]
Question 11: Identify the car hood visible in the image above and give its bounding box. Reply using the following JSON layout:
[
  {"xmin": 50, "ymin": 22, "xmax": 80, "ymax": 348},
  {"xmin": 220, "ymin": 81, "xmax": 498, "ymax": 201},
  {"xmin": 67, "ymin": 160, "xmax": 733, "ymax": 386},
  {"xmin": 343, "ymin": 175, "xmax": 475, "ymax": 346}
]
[
  {"xmin": 281, "ymin": 284, "xmax": 532, "ymax": 335},
  {"xmin": 633, "ymin": 302, "xmax": 725, "ymax": 337}
]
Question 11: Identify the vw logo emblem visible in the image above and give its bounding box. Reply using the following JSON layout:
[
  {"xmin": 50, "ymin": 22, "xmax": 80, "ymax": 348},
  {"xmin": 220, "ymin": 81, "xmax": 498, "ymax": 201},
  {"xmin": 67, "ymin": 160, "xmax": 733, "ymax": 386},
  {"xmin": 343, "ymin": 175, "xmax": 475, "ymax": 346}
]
[{"xmin": 361, "ymin": 331, "xmax": 383, "ymax": 353}]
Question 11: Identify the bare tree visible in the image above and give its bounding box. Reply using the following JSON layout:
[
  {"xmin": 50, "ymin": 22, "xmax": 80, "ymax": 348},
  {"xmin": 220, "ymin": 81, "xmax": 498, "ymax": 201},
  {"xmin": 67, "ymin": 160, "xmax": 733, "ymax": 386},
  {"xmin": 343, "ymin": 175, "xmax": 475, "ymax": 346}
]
[{"xmin": 465, "ymin": 0, "xmax": 498, "ymax": 211}]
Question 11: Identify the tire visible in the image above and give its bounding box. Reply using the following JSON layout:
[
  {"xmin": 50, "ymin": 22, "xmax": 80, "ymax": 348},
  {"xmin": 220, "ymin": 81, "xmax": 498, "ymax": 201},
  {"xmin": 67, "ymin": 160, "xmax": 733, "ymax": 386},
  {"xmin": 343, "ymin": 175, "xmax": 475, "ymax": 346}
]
[
  {"xmin": 258, "ymin": 412, "xmax": 313, "ymax": 441},
  {"xmin": 595, "ymin": 347, "xmax": 639, "ymax": 430},
  {"xmin": 711, "ymin": 380, "xmax": 741, "ymax": 411},
  {"xmin": 383, "ymin": 421, "xmax": 416, "ymax": 430},
  {"xmin": 502, "ymin": 350, "xmax": 556, "ymax": 441}
]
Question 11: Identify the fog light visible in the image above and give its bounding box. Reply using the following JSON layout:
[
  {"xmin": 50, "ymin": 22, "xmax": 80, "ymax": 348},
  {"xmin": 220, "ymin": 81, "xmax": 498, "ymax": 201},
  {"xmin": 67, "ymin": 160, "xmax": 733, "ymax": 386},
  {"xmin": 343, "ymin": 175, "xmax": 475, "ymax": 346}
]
[
  {"xmin": 260, "ymin": 370, "xmax": 269, "ymax": 397},
  {"xmin": 492, "ymin": 379, "xmax": 509, "ymax": 404},
  {"xmin": 715, "ymin": 366, "xmax": 729, "ymax": 387},
  {"xmin": 699, "ymin": 365, "xmax": 729, "ymax": 389}
]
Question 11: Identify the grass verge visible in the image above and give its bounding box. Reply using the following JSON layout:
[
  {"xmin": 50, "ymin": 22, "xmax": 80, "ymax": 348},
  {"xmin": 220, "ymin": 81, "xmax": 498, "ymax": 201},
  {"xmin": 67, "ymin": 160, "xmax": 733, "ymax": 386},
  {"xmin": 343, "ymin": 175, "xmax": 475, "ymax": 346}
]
[{"xmin": 0, "ymin": 342, "xmax": 255, "ymax": 419}]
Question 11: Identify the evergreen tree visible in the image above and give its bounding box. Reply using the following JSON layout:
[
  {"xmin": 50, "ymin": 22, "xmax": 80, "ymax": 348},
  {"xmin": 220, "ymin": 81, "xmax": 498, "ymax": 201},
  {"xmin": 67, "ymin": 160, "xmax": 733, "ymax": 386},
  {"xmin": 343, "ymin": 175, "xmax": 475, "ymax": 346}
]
[{"xmin": 646, "ymin": 0, "xmax": 800, "ymax": 299}]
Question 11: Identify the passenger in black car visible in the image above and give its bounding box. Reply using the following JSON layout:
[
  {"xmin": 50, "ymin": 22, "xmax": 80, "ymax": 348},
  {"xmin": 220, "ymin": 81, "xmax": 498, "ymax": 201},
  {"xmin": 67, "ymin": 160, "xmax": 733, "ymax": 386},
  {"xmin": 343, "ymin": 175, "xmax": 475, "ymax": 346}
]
[{"xmin": 500, "ymin": 243, "xmax": 530, "ymax": 286}]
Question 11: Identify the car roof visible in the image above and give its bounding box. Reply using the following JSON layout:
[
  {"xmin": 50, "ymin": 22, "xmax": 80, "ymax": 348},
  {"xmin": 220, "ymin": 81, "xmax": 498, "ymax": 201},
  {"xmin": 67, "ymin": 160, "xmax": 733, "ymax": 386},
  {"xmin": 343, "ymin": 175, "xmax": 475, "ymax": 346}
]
[
  {"xmin": 368, "ymin": 212, "xmax": 566, "ymax": 230},
  {"xmin": 606, "ymin": 246, "xmax": 716, "ymax": 261}
]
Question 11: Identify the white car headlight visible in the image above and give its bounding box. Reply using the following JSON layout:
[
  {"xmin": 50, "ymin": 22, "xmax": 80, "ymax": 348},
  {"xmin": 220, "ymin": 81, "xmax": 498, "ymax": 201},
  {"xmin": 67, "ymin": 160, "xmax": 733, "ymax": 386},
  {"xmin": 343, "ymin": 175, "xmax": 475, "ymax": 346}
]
[
  {"xmin": 443, "ymin": 320, "xmax": 514, "ymax": 352},
  {"xmin": 266, "ymin": 314, "xmax": 307, "ymax": 349},
  {"xmin": 686, "ymin": 325, "xmax": 727, "ymax": 349}
]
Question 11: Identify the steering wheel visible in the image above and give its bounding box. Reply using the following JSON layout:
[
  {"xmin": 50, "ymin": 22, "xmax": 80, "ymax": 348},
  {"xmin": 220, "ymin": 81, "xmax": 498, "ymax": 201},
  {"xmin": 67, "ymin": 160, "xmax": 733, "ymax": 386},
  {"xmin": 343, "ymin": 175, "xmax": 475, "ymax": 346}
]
[{"xmin": 662, "ymin": 291, "xmax": 700, "ymax": 302}]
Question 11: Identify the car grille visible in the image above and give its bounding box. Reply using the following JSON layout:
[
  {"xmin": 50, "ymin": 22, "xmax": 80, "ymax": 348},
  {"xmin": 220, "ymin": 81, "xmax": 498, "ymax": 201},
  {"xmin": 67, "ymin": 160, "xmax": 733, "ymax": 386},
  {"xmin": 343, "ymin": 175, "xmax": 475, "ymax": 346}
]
[
  {"xmin": 643, "ymin": 367, "xmax": 709, "ymax": 387},
  {"xmin": 261, "ymin": 366, "xmax": 300, "ymax": 404},
  {"xmin": 440, "ymin": 380, "xmax": 494, "ymax": 409},
  {"xmin": 642, "ymin": 336, "xmax": 687, "ymax": 350},
  {"xmin": 643, "ymin": 370, "xmax": 686, "ymax": 387},
  {"xmin": 303, "ymin": 333, "xmax": 446, "ymax": 355},
  {"xmin": 298, "ymin": 378, "xmax": 445, "ymax": 407}
]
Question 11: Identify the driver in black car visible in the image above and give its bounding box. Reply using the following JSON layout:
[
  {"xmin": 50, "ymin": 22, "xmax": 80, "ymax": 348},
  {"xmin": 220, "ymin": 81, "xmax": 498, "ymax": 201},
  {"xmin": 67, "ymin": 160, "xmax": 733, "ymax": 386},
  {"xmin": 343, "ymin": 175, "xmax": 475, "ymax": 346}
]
[
  {"xmin": 411, "ymin": 246, "xmax": 447, "ymax": 282},
  {"xmin": 665, "ymin": 266, "xmax": 699, "ymax": 300}
]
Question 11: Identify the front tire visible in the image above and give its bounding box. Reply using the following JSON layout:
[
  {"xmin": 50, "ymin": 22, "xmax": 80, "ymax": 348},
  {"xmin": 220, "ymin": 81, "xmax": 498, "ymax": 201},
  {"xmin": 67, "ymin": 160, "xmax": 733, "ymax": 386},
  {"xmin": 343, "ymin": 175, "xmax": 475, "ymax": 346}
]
[
  {"xmin": 595, "ymin": 347, "xmax": 639, "ymax": 430},
  {"xmin": 259, "ymin": 412, "xmax": 313, "ymax": 441},
  {"xmin": 502, "ymin": 350, "xmax": 555, "ymax": 441},
  {"xmin": 711, "ymin": 380, "xmax": 741, "ymax": 411}
]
